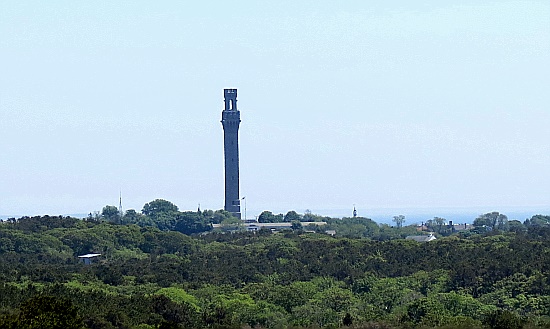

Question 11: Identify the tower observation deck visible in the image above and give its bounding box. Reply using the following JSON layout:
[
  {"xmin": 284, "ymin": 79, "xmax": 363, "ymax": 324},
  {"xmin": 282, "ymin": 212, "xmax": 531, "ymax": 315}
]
[{"xmin": 221, "ymin": 89, "xmax": 241, "ymax": 219}]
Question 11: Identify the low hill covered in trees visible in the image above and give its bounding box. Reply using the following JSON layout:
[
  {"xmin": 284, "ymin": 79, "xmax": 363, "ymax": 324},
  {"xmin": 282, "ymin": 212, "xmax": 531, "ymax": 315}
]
[{"xmin": 1, "ymin": 201, "xmax": 550, "ymax": 328}]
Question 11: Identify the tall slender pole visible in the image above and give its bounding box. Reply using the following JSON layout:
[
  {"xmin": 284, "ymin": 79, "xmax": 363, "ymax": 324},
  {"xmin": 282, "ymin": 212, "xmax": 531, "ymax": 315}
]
[{"xmin": 242, "ymin": 197, "xmax": 246, "ymax": 221}]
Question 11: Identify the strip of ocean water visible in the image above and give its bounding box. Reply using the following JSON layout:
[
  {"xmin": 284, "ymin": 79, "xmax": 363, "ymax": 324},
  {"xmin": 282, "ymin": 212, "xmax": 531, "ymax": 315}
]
[
  {"xmin": 3, "ymin": 206, "xmax": 549, "ymax": 226},
  {"xmin": 314, "ymin": 206, "xmax": 550, "ymax": 225}
]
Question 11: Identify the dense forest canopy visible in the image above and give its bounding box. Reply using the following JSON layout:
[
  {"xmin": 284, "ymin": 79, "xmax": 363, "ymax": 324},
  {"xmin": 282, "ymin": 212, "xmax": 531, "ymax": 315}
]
[{"xmin": 1, "ymin": 200, "xmax": 550, "ymax": 329}]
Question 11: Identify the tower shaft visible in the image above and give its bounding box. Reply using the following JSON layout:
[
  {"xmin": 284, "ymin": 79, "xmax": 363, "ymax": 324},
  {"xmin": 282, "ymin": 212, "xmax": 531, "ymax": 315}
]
[{"xmin": 221, "ymin": 89, "xmax": 241, "ymax": 218}]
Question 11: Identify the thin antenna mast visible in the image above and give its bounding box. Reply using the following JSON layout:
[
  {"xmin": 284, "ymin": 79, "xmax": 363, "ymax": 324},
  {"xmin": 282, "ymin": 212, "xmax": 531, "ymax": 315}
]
[{"xmin": 119, "ymin": 190, "xmax": 123, "ymax": 218}]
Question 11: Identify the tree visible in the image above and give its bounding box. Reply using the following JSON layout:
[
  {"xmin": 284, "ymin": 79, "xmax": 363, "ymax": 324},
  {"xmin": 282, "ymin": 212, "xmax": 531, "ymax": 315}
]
[
  {"xmin": 483, "ymin": 310, "xmax": 523, "ymax": 329},
  {"xmin": 524, "ymin": 214, "xmax": 550, "ymax": 227},
  {"xmin": 284, "ymin": 211, "xmax": 301, "ymax": 222},
  {"xmin": 343, "ymin": 312, "xmax": 353, "ymax": 326},
  {"xmin": 121, "ymin": 209, "xmax": 149, "ymax": 226},
  {"xmin": 302, "ymin": 210, "xmax": 328, "ymax": 222},
  {"xmin": 392, "ymin": 215, "xmax": 405, "ymax": 228},
  {"xmin": 508, "ymin": 220, "xmax": 526, "ymax": 233},
  {"xmin": 15, "ymin": 295, "xmax": 84, "ymax": 329},
  {"xmin": 404, "ymin": 297, "xmax": 449, "ymax": 326},
  {"xmin": 86, "ymin": 212, "xmax": 100, "ymax": 222},
  {"xmin": 433, "ymin": 217, "xmax": 446, "ymax": 234},
  {"xmin": 142, "ymin": 199, "xmax": 180, "ymax": 230},
  {"xmin": 258, "ymin": 211, "xmax": 284, "ymax": 223},
  {"xmin": 151, "ymin": 295, "xmax": 200, "ymax": 328},
  {"xmin": 206, "ymin": 209, "xmax": 236, "ymax": 224},
  {"xmin": 474, "ymin": 212, "xmax": 508, "ymax": 231},
  {"xmin": 291, "ymin": 221, "xmax": 303, "ymax": 230},
  {"xmin": 142, "ymin": 199, "xmax": 179, "ymax": 218},
  {"xmin": 174, "ymin": 212, "xmax": 212, "ymax": 235},
  {"xmin": 101, "ymin": 205, "xmax": 120, "ymax": 223}
]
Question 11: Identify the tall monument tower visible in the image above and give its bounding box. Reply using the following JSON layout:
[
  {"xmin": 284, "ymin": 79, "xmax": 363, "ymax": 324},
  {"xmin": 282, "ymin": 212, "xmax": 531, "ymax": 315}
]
[{"xmin": 221, "ymin": 89, "xmax": 241, "ymax": 219}]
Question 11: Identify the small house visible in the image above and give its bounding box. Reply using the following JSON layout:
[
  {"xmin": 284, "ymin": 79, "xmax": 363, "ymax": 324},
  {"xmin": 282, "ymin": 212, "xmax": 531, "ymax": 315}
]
[
  {"xmin": 77, "ymin": 253, "xmax": 101, "ymax": 265},
  {"xmin": 405, "ymin": 233, "xmax": 436, "ymax": 242}
]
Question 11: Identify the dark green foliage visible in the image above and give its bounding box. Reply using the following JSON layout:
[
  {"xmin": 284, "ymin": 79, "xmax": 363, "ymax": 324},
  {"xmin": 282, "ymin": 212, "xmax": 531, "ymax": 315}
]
[
  {"xmin": 141, "ymin": 199, "xmax": 179, "ymax": 217},
  {"xmin": 524, "ymin": 214, "xmax": 550, "ymax": 227},
  {"xmin": 151, "ymin": 295, "xmax": 200, "ymax": 328},
  {"xmin": 474, "ymin": 212, "xmax": 509, "ymax": 231},
  {"xmin": 1, "ymin": 211, "xmax": 550, "ymax": 328},
  {"xmin": 343, "ymin": 312, "xmax": 353, "ymax": 326},
  {"xmin": 174, "ymin": 211, "xmax": 212, "ymax": 235},
  {"xmin": 9, "ymin": 215, "xmax": 81, "ymax": 233},
  {"xmin": 291, "ymin": 220, "xmax": 303, "ymax": 230},
  {"xmin": 325, "ymin": 217, "xmax": 380, "ymax": 238},
  {"xmin": 101, "ymin": 205, "xmax": 120, "ymax": 224},
  {"xmin": 258, "ymin": 211, "xmax": 284, "ymax": 223},
  {"xmin": 284, "ymin": 210, "xmax": 302, "ymax": 222},
  {"xmin": 121, "ymin": 209, "xmax": 148, "ymax": 226},
  {"xmin": 94, "ymin": 264, "xmax": 124, "ymax": 285},
  {"xmin": 484, "ymin": 310, "xmax": 524, "ymax": 329},
  {"xmin": 15, "ymin": 295, "xmax": 84, "ymax": 329},
  {"xmin": 116, "ymin": 199, "xmax": 223, "ymax": 234}
]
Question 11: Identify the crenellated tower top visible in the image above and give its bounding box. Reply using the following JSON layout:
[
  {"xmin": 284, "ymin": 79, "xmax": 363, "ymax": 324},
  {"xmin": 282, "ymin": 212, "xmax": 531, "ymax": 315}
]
[
  {"xmin": 221, "ymin": 89, "xmax": 240, "ymax": 132},
  {"xmin": 224, "ymin": 89, "xmax": 238, "ymax": 111}
]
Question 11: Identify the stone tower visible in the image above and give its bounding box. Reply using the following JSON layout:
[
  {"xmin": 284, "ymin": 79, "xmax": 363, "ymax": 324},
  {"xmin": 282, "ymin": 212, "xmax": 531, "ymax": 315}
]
[{"xmin": 221, "ymin": 89, "xmax": 241, "ymax": 219}]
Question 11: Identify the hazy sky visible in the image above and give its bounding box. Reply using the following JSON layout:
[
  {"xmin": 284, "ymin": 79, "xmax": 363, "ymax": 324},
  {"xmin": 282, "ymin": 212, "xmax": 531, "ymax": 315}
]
[{"xmin": 1, "ymin": 1, "xmax": 549, "ymax": 219}]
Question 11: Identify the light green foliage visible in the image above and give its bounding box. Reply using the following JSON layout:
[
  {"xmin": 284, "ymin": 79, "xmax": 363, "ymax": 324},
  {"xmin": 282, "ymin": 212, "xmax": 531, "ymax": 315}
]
[
  {"xmin": 363, "ymin": 277, "xmax": 420, "ymax": 317},
  {"xmin": 401, "ymin": 270, "xmax": 451, "ymax": 296},
  {"xmin": 0, "ymin": 228, "xmax": 71, "ymax": 257},
  {"xmin": 313, "ymin": 286, "xmax": 358, "ymax": 313},
  {"xmin": 479, "ymin": 272, "xmax": 550, "ymax": 316},
  {"xmin": 156, "ymin": 287, "xmax": 200, "ymax": 311},
  {"xmin": 141, "ymin": 199, "xmax": 179, "ymax": 230},
  {"xmin": 263, "ymin": 281, "xmax": 318, "ymax": 313},
  {"xmin": 405, "ymin": 296, "xmax": 450, "ymax": 326},
  {"xmin": 219, "ymin": 216, "xmax": 244, "ymax": 231},
  {"xmin": 436, "ymin": 292, "xmax": 493, "ymax": 319},
  {"xmin": 201, "ymin": 209, "xmax": 236, "ymax": 224},
  {"xmin": 291, "ymin": 302, "xmax": 340, "ymax": 328}
]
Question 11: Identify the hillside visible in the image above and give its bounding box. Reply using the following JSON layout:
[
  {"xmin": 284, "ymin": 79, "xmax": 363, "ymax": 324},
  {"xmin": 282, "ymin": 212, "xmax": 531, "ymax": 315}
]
[{"xmin": 1, "ymin": 212, "xmax": 550, "ymax": 328}]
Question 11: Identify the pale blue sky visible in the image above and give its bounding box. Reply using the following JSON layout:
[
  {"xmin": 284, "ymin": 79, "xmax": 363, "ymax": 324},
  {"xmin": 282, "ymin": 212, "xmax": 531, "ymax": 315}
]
[{"xmin": 1, "ymin": 1, "xmax": 549, "ymax": 219}]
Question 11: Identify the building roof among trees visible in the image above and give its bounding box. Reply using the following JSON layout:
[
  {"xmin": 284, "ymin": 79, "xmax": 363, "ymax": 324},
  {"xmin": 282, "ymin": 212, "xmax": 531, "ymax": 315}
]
[{"xmin": 405, "ymin": 234, "xmax": 436, "ymax": 242}]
